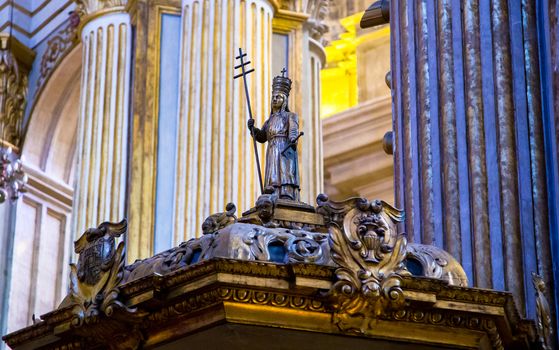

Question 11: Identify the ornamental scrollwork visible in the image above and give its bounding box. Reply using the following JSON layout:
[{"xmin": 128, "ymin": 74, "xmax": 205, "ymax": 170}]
[
  {"xmin": 317, "ymin": 194, "xmax": 409, "ymax": 333},
  {"xmin": 202, "ymin": 202, "xmax": 237, "ymax": 234},
  {"xmin": 405, "ymin": 243, "xmax": 469, "ymax": 287},
  {"xmin": 74, "ymin": 0, "xmax": 128, "ymax": 17},
  {"xmin": 59, "ymin": 219, "xmax": 146, "ymax": 349},
  {"xmin": 36, "ymin": 14, "xmax": 79, "ymax": 94},
  {"xmin": 0, "ymin": 36, "xmax": 29, "ymax": 148},
  {"xmin": 306, "ymin": 0, "xmax": 329, "ymax": 45}
]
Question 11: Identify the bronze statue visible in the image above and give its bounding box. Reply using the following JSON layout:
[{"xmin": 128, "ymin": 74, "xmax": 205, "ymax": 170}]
[{"xmin": 248, "ymin": 70, "xmax": 301, "ymax": 201}]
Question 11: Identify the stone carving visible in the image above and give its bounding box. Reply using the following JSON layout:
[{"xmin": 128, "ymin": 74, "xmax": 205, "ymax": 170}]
[
  {"xmin": 74, "ymin": 0, "xmax": 129, "ymax": 17},
  {"xmin": 306, "ymin": 0, "xmax": 329, "ymax": 45},
  {"xmin": 59, "ymin": 219, "xmax": 146, "ymax": 349},
  {"xmin": 0, "ymin": 147, "xmax": 27, "ymax": 203},
  {"xmin": 202, "ymin": 202, "xmax": 237, "ymax": 234},
  {"xmin": 317, "ymin": 194, "xmax": 410, "ymax": 333},
  {"xmin": 255, "ymin": 193, "xmax": 279, "ymax": 227},
  {"xmin": 406, "ymin": 243, "xmax": 469, "ymax": 287},
  {"xmin": 36, "ymin": 13, "xmax": 79, "ymax": 94},
  {"xmin": 61, "ymin": 220, "xmax": 136, "ymax": 320},
  {"xmin": 532, "ymin": 272, "xmax": 552, "ymax": 350},
  {"xmin": 124, "ymin": 223, "xmax": 332, "ymax": 283},
  {"xmin": 0, "ymin": 35, "xmax": 29, "ymax": 148},
  {"xmin": 241, "ymin": 225, "xmax": 330, "ymax": 264}
]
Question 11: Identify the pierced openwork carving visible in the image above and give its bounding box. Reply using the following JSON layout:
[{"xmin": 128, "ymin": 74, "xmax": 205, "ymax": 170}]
[{"xmin": 317, "ymin": 194, "xmax": 409, "ymax": 333}]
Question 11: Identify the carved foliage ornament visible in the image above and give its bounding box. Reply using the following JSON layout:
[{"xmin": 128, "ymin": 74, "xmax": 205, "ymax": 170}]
[
  {"xmin": 0, "ymin": 37, "xmax": 28, "ymax": 147},
  {"xmin": 306, "ymin": 0, "xmax": 329, "ymax": 45},
  {"xmin": 36, "ymin": 15, "xmax": 79, "ymax": 94},
  {"xmin": 60, "ymin": 220, "xmax": 146, "ymax": 349},
  {"xmin": 73, "ymin": 0, "xmax": 129, "ymax": 17},
  {"xmin": 317, "ymin": 194, "xmax": 409, "ymax": 333}
]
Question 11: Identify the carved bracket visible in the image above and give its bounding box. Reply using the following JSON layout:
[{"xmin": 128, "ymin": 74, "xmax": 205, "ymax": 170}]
[
  {"xmin": 59, "ymin": 219, "xmax": 147, "ymax": 349},
  {"xmin": 317, "ymin": 194, "xmax": 409, "ymax": 333}
]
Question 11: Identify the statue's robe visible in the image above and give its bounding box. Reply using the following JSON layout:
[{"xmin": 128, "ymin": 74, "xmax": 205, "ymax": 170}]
[{"xmin": 254, "ymin": 111, "xmax": 300, "ymax": 201}]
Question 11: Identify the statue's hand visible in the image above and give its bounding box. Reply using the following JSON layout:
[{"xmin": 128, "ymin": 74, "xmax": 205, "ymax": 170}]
[
  {"xmin": 289, "ymin": 137, "xmax": 298, "ymax": 147},
  {"xmin": 247, "ymin": 119, "xmax": 255, "ymax": 129}
]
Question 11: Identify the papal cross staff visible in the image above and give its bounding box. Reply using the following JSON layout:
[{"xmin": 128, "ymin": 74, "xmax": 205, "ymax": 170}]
[{"xmin": 234, "ymin": 48, "xmax": 264, "ymax": 194}]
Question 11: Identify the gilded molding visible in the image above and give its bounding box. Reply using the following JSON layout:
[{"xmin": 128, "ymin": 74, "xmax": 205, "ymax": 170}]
[
  {"xmin": 0, "ymin": 34, "xmax": 33, "ymax": 148},
  {"xmin": 3, "ymin": 257, "xmax": 540, "ymax": 349}
]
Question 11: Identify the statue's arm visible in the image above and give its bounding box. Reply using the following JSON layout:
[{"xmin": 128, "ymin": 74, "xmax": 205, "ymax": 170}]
[
  {"xmin": 288, "ymin": 113, "xmax": 299, "ymax": 143},
  {"xmin": 252, "ymin": 119, "xmax": 268, "ymax": 143}
]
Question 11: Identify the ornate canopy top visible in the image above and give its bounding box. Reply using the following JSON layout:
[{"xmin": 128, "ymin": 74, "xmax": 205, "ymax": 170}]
[{"xmin": 3, "ymin": 192, "xmax": 544, "ymax": 349}]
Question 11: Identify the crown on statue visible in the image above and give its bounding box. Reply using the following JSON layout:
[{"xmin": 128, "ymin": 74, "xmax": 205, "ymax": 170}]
[{"xmin": 272, "ymin": 68, "xmax": 292, "ymax": 97}]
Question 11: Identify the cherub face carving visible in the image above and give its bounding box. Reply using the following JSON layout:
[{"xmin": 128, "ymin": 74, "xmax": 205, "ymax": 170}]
[{"xmin": 354, "ymin": 211, "xmax": 395, "ymax": 264}]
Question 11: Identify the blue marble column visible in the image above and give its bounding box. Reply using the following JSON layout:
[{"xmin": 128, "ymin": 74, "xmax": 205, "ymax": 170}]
[
  {"xmin": 537, "ymin": 0, "xmax": 559, "ymax": 343},
  {"xmin": 390, "ymin": 0, "xmax": 555, "ymax": 330}
]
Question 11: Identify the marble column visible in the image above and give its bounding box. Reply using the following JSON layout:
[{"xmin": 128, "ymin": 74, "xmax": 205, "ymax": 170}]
[
  {"xmin": 173, "ymin": 0, "xmax": 274, "ymax": 241},
  {"xmin": 390, "ymin": 0, "xmax": 553, "ymax": 325},
  {"xmin": 539, "ymin": 0, "xmax": 559, "ymax": 342},
  {"xmin": 72, "ymin": 1, "xmax": 132, "ymax": 236}
]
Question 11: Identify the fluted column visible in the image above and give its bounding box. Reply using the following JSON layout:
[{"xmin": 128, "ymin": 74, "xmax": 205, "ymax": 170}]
[
  {"xmin": 73, "ymin": 1, "xmax": 132, "ymax": 235},
  {"xmin": 391, "ymin": 0, "xmax": 554, "ymax": 324},
  {"xmin": 173, "ymin": 0, "xmax": 273, "ymax": 241}
]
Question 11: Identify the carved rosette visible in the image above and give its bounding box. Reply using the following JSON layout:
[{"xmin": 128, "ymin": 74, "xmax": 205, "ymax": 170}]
[
  {"xmin": 317, "ymin": 194, "xmax": 410, "ymax": 333},
  {"xmin": 0, "ymin": 36, "xmax": 29, "ymax": 148}
]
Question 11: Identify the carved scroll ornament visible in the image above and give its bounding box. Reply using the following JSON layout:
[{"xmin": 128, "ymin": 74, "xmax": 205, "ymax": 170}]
[
  {"xmin": 74, "ymin": 0, "xmax": 129, "ymax": 18},
  {"xmin": 59, "ymin": 220, "xmax": 146, "ymax": 349},
  {"xmin": 0, "ymin": 36, "xmax": 28, "ymax": 147},
  {"xmin": 317, "ymin": 195, "xmax": 410, "ymax": 333}
]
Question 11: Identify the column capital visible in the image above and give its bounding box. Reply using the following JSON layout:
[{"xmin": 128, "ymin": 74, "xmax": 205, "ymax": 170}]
[
  {"xmin": 74, "ymin": 0, "xmax": 129, "ymax": 28},
  {"xmin": 272, "ymin": 0, "xmax": 329, "ymax": 46},
  {"xmin": 0, "ymin": 34, "xmax": 35, "ymax": 149}
]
